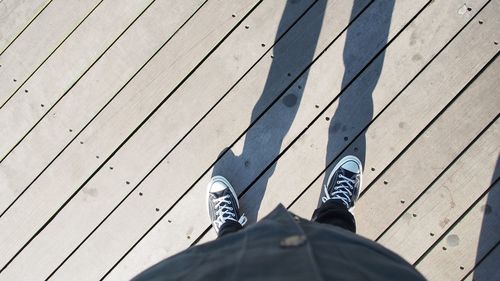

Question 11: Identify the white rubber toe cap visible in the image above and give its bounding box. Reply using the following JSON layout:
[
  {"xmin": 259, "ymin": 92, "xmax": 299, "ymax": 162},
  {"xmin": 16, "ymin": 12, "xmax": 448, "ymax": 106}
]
[
  {"xmin": 341, "ymin": 160, "xmax": 361, "ymax": 173},
  {"xmin": 209, "ymin": 181, "xmax": 228, "ymax": 193}
]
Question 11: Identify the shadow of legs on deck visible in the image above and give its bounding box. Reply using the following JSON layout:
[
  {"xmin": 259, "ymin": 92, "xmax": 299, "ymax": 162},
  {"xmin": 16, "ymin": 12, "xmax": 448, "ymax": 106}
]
[
  {"xmin": 212, "ymin": 0, "xmax": 326, "ymax": 223},
  {"xmin": 472, "ymin": 156, "xmax": 500, "ymax": 280},
  {"xmin": 320, "ymin": 0, "xmax": 395, "ymax": 207}
]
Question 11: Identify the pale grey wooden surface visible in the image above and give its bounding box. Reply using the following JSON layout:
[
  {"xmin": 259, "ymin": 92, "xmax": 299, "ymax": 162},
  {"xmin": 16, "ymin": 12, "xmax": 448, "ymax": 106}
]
[
  {"xmin": 357, "ymin": 56, "xmax": 499, "ymax": 240},
  {"xmin": 0, "ymin": 0, "xmax": 101, "ymax": 105},
  {"xmin": 379, "ymin": 119, "xmax": 499, "ymax": 263},
  {"xmin": 0, "ymin": 0, "xmax": 261, "ymax": 275},
  {"xmin": 0, "ymin": 0, "xmax": 50, "ymax": 53},
  {"xmin": 0, "ymin": 0, "xmax": 498, "ymax": 280},
  {"xmin": 101, "ymin": 0, "xmax": 375, "ymax": 278},
  {"xmin": 50, "ymin": 1, "xmax": 330, "ymax": 279},
  {"xmin": 107, "ymin": 0, "xmax": 494, "ymax": 278},
  {"xmin": 0, "ymin": 0, "xmax": 162, "ymax": 209},
  {"xmin": 110, "ymin": 0, "xmax": 429, "ymax": 277},
  {"xmin": 250, "ymin": 0, "xmax": 494, "ymax": 221},
  {"xmin": 416, "ymin": 181, "xmax": 500, "ymax": 280},
  {"xmin": 0, "ymin": 0, "xmax": 206, "ymax": 279},
  {"xmin": 0, "ymin": 0, "xmax": 155, "ymax": 159},
  {"xmin": 288, "ymin": 0, "xmax": 495, "ymax": 222},
  {"xmin": 0, "ymin": 0, "xmax": 205, "ymax": 229}
]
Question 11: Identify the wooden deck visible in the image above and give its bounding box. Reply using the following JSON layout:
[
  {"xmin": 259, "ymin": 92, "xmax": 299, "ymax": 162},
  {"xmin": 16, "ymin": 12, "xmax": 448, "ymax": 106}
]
[{"xmin": 0, "ymin": 0, "xmax": 498, "ymax": 280}]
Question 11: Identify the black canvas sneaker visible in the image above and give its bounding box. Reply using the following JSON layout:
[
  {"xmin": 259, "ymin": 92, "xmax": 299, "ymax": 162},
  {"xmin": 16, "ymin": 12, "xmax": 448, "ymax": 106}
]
[
  {"xmin": 207, "ymin": 176, "xmax": 247, "ymax": 234},
  {"xmin": 321, "ymin": 155, "xmax": 363, "ymax": 212}
]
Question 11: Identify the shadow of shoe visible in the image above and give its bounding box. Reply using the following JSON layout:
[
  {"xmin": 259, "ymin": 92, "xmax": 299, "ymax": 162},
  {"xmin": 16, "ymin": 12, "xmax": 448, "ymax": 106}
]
[{"xmin": 211, "ymin": 148, "xmax": 244, "ymax": 192}]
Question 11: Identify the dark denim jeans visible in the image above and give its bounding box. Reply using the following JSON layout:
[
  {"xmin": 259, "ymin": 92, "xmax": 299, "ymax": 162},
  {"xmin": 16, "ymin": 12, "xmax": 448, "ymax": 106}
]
[
  {"xmin": 311, "ymin": 200, "xmax": 356, "ymax": 233},
  {"xmin": 219, "ymin": 220, "xmax": 244, "ymax": 237},
  {"xmin": 219, "ymin": 200, "xmax": 355, "ymax": 237}
]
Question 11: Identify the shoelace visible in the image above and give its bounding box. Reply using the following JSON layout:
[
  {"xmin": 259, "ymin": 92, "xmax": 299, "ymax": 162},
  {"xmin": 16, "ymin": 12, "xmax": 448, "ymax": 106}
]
[
  {"xmin": 213, "ymin": 195, "xmax": 247, "ymax": 229},
  {"xmin": 322, "ymin": 174, "xmax": 356, "ymax": 208}
]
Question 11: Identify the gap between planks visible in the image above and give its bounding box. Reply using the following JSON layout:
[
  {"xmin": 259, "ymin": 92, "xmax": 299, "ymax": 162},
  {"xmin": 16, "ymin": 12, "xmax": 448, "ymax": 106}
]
[
  {"xmin": 0, "ymin": 0, "xmax": 310, "ymax": 278},
  {"xmin": 106, "ymin": 0, "xmax": 481, "ymax": 277},
  {"xmin": 47, "ymin": 0, "xmax": 372, "ymax": 279},
  {"xmin": 416, "ymin": 180, "xmax": 500, "ymax": 280},
  {"xmin": 0, "ymin": 0, "xmax": 52, "ymax": 54},
  {"xmin": 0, "ymin": 0, "xmax": 161, "ymax": 160},
  {"xmin": 0, "ymin": 0, "xmax": 265, "ymax": 274},
  {"xmin": 0, "ymin": 0, "xmax": 104, "ymax": 107}
]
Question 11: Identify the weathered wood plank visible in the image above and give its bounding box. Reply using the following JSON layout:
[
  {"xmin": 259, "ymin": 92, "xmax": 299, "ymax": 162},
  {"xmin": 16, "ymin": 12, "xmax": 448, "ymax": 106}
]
[
  {"xmin": 99, "ymin": 0, "xmax": 447, "ymax": 278},
  {"xmin": 0, "ymin": 0, "xmax": 297, "ymax": 217},
  {"xmin": 196, "ymin": 0, "xmax": 495, "ymax": 247},
  {"xmin": 356, "ymin": 60, "xmax": 500, "ymax": 240},
  {"xmin": 1, "ymin": 1, "xmax": 496, "ymax": 280},
  {"xmin": 0, "ymin": 0, "xmax": 158, "ymax": 160},
  {"xmin": 196, "ymin": 54, "xmax": 500, "ymax": 247},
  {"xmin": 49, "ymin": 1, "xmax": 375, "ymax": 280},
  {"xmin": 0, "ymin": 0, "xmax": 208, "ymax": 278},
  {"xmin": 0, "ymin": 0, "xmax": 264, "ymax": 272},
  {"xmin": 0, "ymin": 0, "xmax": 311, "ymax": 278},
  {"xmin": 378, "ymin": 118, "xmax": 499, "ymax": 263},
  {"xmin": 416, "ymin": 181, "xmax": 500, "ymax": 281},
  {"xmin": 0, "ymin": 0, "xmax": 205, "ymax": 216},
  {"xmin": 0, "ymin": 0, "xmax": 101, "ymax": 105},
  {"xmin": 0, "ymin": 0, "xmax": 50, "ymax": 53},
  {"xmin": 288, "ymin": 1, "xmax": 498, "ymax": 220},
  {"xmin": 462, "ymin": 243, "xmax": 500, "ymax": 281}
]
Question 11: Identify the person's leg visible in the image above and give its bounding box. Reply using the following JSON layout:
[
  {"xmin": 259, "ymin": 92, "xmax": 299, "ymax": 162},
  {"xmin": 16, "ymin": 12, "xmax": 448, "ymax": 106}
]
[
  {"xmin": 312, "ymin": 155, "xmax": 362, "ymax": 233},
  {"xmin": 207, "ymin": 176, "xmax": 247, "ymax": 238},
  {"xmin": 218, "ymin": 220, "xmax": 244, "ymax": 237},
  {"xmin": 312, "ymin": 200, "xmax": 356, "ymax": 232}
]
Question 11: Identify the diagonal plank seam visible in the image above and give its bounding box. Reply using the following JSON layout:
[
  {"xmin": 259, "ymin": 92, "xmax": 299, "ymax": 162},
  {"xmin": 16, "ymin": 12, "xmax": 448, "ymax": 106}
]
[
  {"xmin": 102, "ymin": 0, "xmax": 496, "ymax": 276},
  {"xmin": 123, "ymin": 0, "xmax": 498, "ymax": 274},
  {"xmin": 372, "ymin": 56, "xmax": 499, "ymax": 242},
  {"xmin": 46, "ymin": 0, "xmax": 313, "ymax": 279},
  {"xmin": 191, "ymin": 0, "xmax": 436, "ymax": 244},
  {"xmin": 413, "ymin": 177, "xmax": 499, "ymax": 266},
  {"xmin": 0, "ymin": 0, "xmax": 211, "ymax": 274},
  {"xmin": 193, "ymin": 0, "xmax": 435, "ymax": 244},
  {"xmin": 460, "ymin": 242, "xmax": 500, "ymax": 281},
  {"xmin": 94, "ymin": 1, "xmax": 338, "ymax": 279},
  {"xmin": 47, "ymin": 1, "xmax": 374, "ymax": 278},
  {"xmin": 110, "ymin": 0, "xmax": 376, "ymax": 265},
  {"xmin": 1, "ymin": 0, "xmax": 320, "ymax": 278},
  {"xmin": 0, "ymin": 0, "xmax": 53, "ymax": 55},
  {"xmin": 0, "ymin": 0, "xmax": 161, "ymax": 162},
  {"xmin": 375, "ymin": 113, "xmax": 498, "ymax": 243},
  {"xmin": 0, "ymin": 0, "xmax": 210, "ymax": 217},
  {"xmin": 287, "ymin": 0, "xmax": 492, "ymax": 211},
  {"xmin": 0, "ymin": 0, "xmax": 105, "ymax": 109}
]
